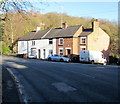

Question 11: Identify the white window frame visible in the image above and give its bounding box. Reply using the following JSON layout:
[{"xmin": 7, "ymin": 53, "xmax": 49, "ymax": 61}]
[
  {"xmin": 80, "ymin": 46, "xmax": 86, "ymax": 50},
  {"xmin": 59, "ymin": 48, "xmax": 64, "ymax": 56},
  {"xmin": 65, "ymin": 48, "xmax": 71, "ymax": 50},
  {"xmin": 59, "ymin": 38, "xmax": 64, "ymax": 45},
  {"xmin": 80, "ymin": 37, "xmax": 86, "ymax": 44}
]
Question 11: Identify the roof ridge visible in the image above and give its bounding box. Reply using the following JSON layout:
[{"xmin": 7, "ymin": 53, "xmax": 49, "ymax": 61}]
[{"xmin": 41, "ymin": 29, "xmax": 52, "ymax": 39}]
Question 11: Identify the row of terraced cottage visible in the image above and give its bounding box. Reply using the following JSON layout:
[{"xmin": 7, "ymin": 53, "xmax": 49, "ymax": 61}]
[{"xmin": 18, "ymin": 19, "xmax": 110, "ymax": 62}]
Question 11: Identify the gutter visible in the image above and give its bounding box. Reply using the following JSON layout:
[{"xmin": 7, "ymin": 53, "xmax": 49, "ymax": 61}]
[{"xmin": 4, "ymin": 66, "xmax": 31, "ymax": 104}]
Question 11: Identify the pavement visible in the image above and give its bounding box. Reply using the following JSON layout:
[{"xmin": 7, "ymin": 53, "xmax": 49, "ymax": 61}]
[
  {"xmin": 2, "ymin": 66, "xmax": 20, "ymax": 103},
  {"xmin": 1, "ymin": 55, "xmax": 120, "ymax": 103}
]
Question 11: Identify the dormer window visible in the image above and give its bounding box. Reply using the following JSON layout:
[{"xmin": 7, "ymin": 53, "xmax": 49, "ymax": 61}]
[
  {"xmin": 80, "ymin": 37, "xmax": 86, "ymax": 44},
  {"xmin": 32, "ymin": 41, "xmax": 35, "ymax": 46},
  {"xmin": 59, "ymin": 38, "xmax": 64, "ymax": 45},
  {"xmin": 49, "ymin": 39, "xmax": 53, "ymax": 44}
]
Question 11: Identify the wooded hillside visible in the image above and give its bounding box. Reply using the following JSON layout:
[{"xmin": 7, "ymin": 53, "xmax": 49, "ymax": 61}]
[{"xmin": 0, "ymin": 11, "xmax": 119, "ymax": 58}]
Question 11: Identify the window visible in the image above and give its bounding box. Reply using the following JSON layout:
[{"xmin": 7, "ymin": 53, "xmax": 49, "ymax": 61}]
[
  {"xmin": 80, "ymin": 37, "xmax": 86, "ymax": 44},
  {"xmin": 49, "ymin": 50, "xmax": 53, "ymax": 56},
  {"xmin": 32, "ymin": 41, "xmax": 35, "ymax": 45},
  {"xmin": 49, "ymin": 39, "xmax": 53, "ymax": 44},
  {"xmin": 31, "ymin": 48, "xmax": 36, "ymax": 56},
  {"xmin": 59, "ymin": 38, "xmax": 64, "ymax": 45},
  {"xmin": 59, "ymin": 48, "xmax": 63, "ymax": 56}
]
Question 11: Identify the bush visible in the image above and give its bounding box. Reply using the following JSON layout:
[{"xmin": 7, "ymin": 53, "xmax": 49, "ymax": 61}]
[
  {"xmin": 2, "ymin": 46, "xmax": 12, "ymax": 53},
  {"xmin": 109, "ymin": 56, "xmax": 118, "ymax": 64}
]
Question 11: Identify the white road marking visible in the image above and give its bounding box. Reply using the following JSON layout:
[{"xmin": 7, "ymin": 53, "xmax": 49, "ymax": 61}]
[{"xmin": 52, "ymin": 82, "xmax": 77, "ymax": 92}]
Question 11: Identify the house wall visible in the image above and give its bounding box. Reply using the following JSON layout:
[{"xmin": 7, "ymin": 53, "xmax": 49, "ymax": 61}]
[
  {"xmin": 18, "ymin": 41, "xmax": 28, "ymax": 54},
  {"xmin": 56, "ymin": 38, "xmax": 73, "ymax": 56},
  {"xmin": 73, "ymin": 26, "xmax": 83, "ymax": 55},
  {"xmin": 28, "ymin": 39, "xmax": 56, "ymax": 59},
  {"xmin": 87, "ymin": 27, "xmax": 110, "ymax": 61}
]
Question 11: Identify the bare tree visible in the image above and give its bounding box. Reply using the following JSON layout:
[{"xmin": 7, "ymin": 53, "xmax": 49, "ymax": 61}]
[{"xmin": 0, "ymin": 0, "xmax": 48, "ymax": 20}]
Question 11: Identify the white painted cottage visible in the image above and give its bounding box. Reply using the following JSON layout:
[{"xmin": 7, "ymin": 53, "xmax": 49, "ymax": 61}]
[{"xmin": 18, "ymin": 28, "xmax": 61, "ymax": 59}]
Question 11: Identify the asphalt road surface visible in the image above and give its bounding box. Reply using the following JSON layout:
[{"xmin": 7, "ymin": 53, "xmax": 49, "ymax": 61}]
[{"xmin": 1, "ymin": 55, "xmax": 120, "ymax": 103}]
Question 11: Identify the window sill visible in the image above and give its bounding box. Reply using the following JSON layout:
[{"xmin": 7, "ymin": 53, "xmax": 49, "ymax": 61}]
[
  {"xmin": 80, "ymin": 43, "xmax": 86, "ymax": 45},
  {"xmin": 58, "ymin": 44, "xmax": 63, "ymax": 46}
]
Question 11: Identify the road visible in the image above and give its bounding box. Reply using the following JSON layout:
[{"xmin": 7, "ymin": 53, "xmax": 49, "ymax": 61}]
[{"xmin": 1, "ymin": 55, "xmax": 120, "ymax": 103}]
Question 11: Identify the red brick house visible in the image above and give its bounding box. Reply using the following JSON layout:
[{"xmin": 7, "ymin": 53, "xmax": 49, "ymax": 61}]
[{"xmin": 54, "ymin": 20, "xmax": 110, "ymax": 61}]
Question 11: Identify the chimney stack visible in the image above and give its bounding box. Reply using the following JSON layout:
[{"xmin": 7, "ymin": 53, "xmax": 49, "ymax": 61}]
[
  {"xmin": 61, "ymin": 22, "xmax": 67, "ymax": 28},
  {"xmin": 36, "ymin": 27, "xmax": 41, "ymax": 32},
  {"xmin": 92, "ymin": 19, "xmax": 99, "ymax": 31}
]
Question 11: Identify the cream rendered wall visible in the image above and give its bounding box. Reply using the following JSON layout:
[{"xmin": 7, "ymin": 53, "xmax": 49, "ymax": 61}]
[
  {"xmin": 28, "ymin": 39, "xmax": 56, "ymax": 59},
  {"xmin": 18, "ymin": 41, "xmax": 28, "ymax": 54}
]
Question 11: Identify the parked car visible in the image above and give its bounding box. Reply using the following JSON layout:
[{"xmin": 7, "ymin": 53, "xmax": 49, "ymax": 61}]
[
  {"xmin": 29, "ymin": 55, "xmax": 37, "ymax": 59},
  {"xmin": 47, "ymin": 54, "xmax": 70, "ymax": 62},
  {"xmin": 117, "ymin": 58, "xmax": 120, "ymax": 65}
]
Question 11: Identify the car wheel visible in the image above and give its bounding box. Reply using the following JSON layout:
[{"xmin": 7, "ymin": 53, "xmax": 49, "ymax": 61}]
[
  {"xmin": 103, "ymin": 62, "xmax": 107, "ymax": 65},
  {"xmin": 48, "ymin": 58, "xmax": 51, "ymax": 61},
  {"xmin": 60, "ymin": 59, "xmax": 64, "ymax": 62},
  {"xmin": 91, "ymin": 60, "xmax": 94, "ymax": 64}
]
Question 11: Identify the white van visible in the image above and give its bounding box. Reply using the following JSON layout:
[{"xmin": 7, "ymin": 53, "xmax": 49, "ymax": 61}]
[{"xmin": 79, "ymin": 50, "xmax": 107, "ymax": 65}]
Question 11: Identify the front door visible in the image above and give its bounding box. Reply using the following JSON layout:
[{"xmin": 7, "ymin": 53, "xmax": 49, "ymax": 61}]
[
  {"xmin": 66, "ymin": 49, "xmax": 71, "ymax": 55},
  {"xmin": 43, "ymin": 49, "xmax": 46, "ymax": 59},
  {"xmin": 38, "ymin": 49, "xmax": 41, "ymax": 59}
]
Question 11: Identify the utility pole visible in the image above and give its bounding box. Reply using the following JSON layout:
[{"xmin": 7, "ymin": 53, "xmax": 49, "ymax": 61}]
[{"xmin": 10, "ymin": 20, "xmax": 14, "ymax": 52}]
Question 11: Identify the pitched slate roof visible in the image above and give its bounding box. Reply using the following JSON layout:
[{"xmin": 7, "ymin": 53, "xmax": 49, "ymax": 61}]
[
  {"xmin": 18, "ymin": 31, "xmax": 36, "ymax": 41},
  {"xmin": 18, "ymin": 25, "xmax": 86, "ymax": 41},
  {"xmin": 32, "ymin": 29, "xmax": 50, "ymax": 40},
  {"xmin": 43, "ymin": 28, "xmax": 62, "ymax": 39},
  {"xmin": 54, "ymin": 25, "xmax": 81, "ymax": 38},
  {"xmin": 79, "ymin": 28, "xmax": 93, "ymax": 37},
  {"xmin": 18, "ymin": 29, "xmax": 50, "ymax": 41}
]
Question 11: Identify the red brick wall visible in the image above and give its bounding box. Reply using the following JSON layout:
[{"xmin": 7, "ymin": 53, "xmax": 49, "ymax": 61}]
[{"xmin": 56, "ymin": 38, "xmax": 73, "ymax": 56}]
